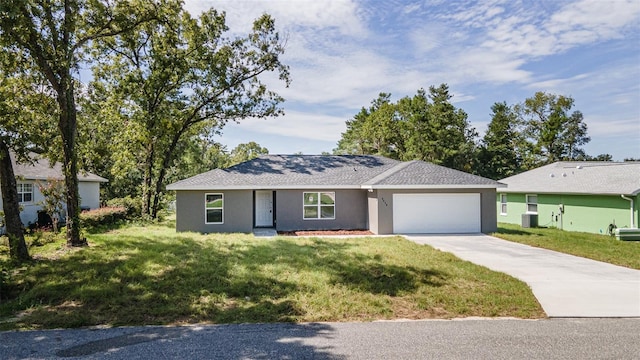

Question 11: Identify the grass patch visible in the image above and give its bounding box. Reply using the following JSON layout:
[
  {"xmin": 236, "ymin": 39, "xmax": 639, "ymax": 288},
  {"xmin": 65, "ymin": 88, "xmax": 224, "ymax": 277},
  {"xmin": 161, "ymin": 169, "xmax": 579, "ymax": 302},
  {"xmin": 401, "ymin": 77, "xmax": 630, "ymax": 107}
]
[
  {"xmin": 494, "ymin": 223, "xmax": 640, "ymax": 270},
  {"xmin": 0, "ymin": 222, "xmax": 544, "ymax": 330}
]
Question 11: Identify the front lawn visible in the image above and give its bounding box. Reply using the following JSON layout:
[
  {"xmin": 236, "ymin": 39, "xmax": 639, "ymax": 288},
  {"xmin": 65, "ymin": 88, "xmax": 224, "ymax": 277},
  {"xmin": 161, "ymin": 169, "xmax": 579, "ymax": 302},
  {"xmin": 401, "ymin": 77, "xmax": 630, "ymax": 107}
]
[
  {"xmin": 0, "ymin": 222, "xmax": 544, "ymax": 330},
  {"xmin": 494, "ymin": 223, "xmax": 640, "ymax": 270}
]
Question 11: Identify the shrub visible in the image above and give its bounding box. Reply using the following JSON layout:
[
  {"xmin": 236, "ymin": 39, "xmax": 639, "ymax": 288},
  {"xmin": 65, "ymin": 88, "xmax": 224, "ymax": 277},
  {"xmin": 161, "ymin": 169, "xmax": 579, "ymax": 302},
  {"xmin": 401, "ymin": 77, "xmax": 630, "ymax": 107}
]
[
  {"xmin": 29, "ymin": 228, "xmax": 64, "ymax": 247},
  {"xmin": 80, "ymin": 207, "xmax": 128, "ymax": 227},
  {"xmin": 106, "ymin": 196, "xmax": 142, "ymax": 218}
]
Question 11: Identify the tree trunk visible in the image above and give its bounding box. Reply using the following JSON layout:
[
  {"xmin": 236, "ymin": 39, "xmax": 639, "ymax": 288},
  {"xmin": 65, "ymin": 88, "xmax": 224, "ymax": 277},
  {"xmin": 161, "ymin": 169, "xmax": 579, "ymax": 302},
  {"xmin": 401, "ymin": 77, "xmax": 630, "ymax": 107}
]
[
  {"xmin": 150, "ymin": 128, "xmax": 187, "ymax": 219},
  {"xmin": 58, "ymin": 83, "xmax": 85, "ymax": 247},
  {"xmin": 0, "ymin": 140, "xmax": 30, "ymax": 262},
  {"xmin": 141, "ymin": 141, "xmax": 155, "ymax": 218}
]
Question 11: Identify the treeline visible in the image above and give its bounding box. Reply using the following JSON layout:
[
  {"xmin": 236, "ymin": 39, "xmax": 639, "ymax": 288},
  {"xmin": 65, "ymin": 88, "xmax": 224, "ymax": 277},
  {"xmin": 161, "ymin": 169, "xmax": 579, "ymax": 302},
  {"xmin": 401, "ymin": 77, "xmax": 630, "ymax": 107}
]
[
  {"xmin": 0, "ymin": 0, "xmax": 288, "ymax": 260},
  {"xmin": 334, "ymin": 84, "xmax": 612, "ymax": 180}
]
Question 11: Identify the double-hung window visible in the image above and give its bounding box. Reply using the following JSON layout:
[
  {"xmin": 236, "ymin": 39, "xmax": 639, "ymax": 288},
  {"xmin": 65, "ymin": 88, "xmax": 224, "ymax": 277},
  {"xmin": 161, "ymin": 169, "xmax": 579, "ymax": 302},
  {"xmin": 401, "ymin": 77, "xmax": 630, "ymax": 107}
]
[
  {"xmin": 500, "ymin": 194, "xmax": 507, "ymax": 215},
  {"xmin": 303, "ymin": 192, "xmax": 335, "ymax": 220},
  {"xmin": 526, "ymin": 194, "xmax": 538, "ymax": 214},
  {"xmin": 17, "ymin": 183, "xmax": 33, "ymax": 203},
  {"xmin": 205, "ymin": 193, "xmax": 224, "ymax": 224}
]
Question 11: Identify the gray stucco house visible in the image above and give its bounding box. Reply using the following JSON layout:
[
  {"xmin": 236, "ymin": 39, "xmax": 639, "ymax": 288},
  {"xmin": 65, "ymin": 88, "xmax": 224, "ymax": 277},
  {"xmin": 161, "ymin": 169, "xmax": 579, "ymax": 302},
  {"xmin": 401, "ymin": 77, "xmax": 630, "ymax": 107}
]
[{"xmin": 166, "ymin": 155, "xmax": 503, "ymax": 234}]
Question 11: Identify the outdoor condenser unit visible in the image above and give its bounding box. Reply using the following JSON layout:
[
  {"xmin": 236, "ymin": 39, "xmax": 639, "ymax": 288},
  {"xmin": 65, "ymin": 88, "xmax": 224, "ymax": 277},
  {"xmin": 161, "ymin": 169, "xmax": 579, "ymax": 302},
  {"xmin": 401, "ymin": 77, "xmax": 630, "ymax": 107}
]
[{"xmin": 522, "ymin": 214, "xmax": 538, "ymax": 228}]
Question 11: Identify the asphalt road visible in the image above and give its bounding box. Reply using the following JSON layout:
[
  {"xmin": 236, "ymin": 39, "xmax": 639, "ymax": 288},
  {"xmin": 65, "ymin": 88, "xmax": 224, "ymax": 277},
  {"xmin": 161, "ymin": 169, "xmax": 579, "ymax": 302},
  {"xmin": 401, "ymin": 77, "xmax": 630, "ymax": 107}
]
[{"xmin": 2, "ymin": 318, "xmax": 639, "ymax": 359}]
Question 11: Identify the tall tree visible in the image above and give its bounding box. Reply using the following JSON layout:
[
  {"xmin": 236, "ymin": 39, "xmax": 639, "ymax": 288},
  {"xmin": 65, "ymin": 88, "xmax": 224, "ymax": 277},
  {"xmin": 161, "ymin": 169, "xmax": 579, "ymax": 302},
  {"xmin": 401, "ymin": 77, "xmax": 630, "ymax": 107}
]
[
  {"xmin": 519, "ymin": 92, "xmax": 590, "ymax": 165},
  {"xmin": 0, "ymin": 0, "xmax": 159, "ymax": 246},
  {"xmin": 476, "ymin": 102, "xmax": 523, "ymax": 179},
  {"xmin": 404, "ymin": 85, "xmax": 477, "ymax": 171},
  {"xmin": 90, "ymin": 7, "xmax": 290, "ymax": 218},
  {"xmin": 0, "ymin": 50, "xmax": 55, "ymax": 261},
  {"xmin": 335, "ymin": 93, "xmax": 394, "ymax": 156},
  {"xmin": 229, "ymin": 142, "xmax": 269, "ymax": 166}
]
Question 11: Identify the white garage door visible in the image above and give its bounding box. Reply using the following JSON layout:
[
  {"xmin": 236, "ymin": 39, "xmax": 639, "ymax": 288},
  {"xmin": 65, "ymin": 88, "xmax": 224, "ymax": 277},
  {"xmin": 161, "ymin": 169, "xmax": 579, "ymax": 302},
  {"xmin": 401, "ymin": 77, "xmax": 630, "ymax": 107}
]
[{"xmin": 393, "ymin": 193, "xmax": 481, "ymax": 234}]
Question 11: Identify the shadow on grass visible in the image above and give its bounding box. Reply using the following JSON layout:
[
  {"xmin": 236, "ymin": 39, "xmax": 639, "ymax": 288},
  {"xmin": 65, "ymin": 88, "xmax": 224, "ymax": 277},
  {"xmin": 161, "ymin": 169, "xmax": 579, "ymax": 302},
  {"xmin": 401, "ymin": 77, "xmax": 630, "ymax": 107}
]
[{"xmin": 0, "ymin": 232, "xmax": 447, "ymax": 332}]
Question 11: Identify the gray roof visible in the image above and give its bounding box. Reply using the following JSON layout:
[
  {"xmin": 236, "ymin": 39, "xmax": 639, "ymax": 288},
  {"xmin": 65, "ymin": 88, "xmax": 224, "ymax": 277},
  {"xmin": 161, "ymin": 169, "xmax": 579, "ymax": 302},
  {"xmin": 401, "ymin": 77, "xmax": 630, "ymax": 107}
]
[
  {"xmin": 166, "ymin": 155, "xmax": 502, "ymax": 190},
  {"xmin": 498, "ymin": 161, "xmax": 640, "ymax": 195},
  {"xmin": 12, "ymin": 154, "xmax": 108, "ymax": 183}
]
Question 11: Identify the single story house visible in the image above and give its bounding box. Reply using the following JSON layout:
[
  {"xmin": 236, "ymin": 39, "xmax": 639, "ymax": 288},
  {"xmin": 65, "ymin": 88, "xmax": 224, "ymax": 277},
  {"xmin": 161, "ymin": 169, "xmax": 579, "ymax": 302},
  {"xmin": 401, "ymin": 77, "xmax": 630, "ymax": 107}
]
[
  {"xmin": 166, "ymin": 155, "xmax": 503, "ymax": 234},
  {"xmin": 497, "ymin": 161, "xmax": 640, "ymax": 234},
  {"xmin": 0, "ymin": 154, "xmax": 108, "ymax": 226}
]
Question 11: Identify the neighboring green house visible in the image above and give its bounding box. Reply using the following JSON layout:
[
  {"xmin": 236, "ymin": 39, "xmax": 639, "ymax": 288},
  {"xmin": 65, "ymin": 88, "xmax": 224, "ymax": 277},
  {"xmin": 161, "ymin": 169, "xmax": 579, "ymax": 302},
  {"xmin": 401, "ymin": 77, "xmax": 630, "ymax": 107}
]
[{"xmin": 497, "ymin": 162, "xmax": 640, "ymax": 235}]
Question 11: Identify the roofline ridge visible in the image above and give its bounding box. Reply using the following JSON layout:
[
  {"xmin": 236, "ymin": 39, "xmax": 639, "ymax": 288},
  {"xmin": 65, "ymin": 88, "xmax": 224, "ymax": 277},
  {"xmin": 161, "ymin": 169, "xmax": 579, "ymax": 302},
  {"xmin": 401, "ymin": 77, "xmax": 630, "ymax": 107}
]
[{"xmin": 363, "ymin": 160, "xmax": 414, "ymax": 185}]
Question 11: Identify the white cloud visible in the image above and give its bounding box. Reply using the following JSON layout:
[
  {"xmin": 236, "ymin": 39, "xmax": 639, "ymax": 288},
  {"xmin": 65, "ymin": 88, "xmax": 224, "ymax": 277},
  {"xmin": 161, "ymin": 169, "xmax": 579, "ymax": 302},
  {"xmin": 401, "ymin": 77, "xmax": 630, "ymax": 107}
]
[
  {"xmin": 183, "ymin": 0, "xmax": 366, "ymax": 36},
  {"xmin": 230, "ymin": 110, "xmax": 347, "ymax": 142}
]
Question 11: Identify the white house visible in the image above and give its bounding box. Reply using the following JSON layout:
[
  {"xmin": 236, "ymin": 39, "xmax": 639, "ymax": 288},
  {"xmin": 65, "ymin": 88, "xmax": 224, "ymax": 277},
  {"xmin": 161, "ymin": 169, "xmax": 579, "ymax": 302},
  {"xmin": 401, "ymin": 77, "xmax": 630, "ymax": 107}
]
[{"xmin": 0, "ymin": 154, "xmax": 107, "ymax": 226}]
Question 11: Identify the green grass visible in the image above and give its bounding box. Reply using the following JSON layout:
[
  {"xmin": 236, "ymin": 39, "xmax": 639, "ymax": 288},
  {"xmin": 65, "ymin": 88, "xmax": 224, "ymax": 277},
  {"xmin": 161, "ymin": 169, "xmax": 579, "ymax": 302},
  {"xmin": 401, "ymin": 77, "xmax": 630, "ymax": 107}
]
[
  {"xmin": 0, "ymin": 221, "xmax": 544, "ymax": 330},
  {"xmin": 494, "ymin": 223, "xmax": 640, "ymax": 270}
]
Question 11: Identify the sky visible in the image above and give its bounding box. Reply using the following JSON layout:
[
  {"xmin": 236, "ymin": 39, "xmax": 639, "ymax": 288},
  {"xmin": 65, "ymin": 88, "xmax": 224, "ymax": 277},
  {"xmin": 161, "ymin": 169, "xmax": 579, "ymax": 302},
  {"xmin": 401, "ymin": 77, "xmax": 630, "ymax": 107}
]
[{"xmin": 182, "ymin": 0, "xmax": 640, "ymax": 161}]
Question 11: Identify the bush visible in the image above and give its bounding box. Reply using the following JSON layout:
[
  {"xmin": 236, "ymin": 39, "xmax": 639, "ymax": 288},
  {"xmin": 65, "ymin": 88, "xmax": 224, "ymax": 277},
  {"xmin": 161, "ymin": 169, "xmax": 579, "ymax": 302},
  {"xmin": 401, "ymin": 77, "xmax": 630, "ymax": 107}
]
[
  {"xmin": 106, "ymin": 196, "xmax": 142, "ymax": 218},
  {"xmin": 80, "ymin": 207, "xmax": 128, "ymax": 227},
  {"xmin": 29, "ymin": 228, "xmax": 64, "ymax": 247}
]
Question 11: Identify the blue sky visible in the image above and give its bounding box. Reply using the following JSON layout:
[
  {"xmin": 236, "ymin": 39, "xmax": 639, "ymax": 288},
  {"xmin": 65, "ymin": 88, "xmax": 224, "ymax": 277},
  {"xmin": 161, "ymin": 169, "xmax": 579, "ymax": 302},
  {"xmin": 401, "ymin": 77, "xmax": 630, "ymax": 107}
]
[{"xmin": 183, "ymin": 0, "xmax": 640, "ymax": 160}]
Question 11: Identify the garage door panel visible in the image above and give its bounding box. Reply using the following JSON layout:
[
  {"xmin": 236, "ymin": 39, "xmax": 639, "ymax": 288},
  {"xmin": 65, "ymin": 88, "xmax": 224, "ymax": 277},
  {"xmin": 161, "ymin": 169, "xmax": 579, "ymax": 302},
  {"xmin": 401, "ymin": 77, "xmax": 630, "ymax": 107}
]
[{"xmin": 393, "ymin": 193, "xmax": 481, "ymax": 234}]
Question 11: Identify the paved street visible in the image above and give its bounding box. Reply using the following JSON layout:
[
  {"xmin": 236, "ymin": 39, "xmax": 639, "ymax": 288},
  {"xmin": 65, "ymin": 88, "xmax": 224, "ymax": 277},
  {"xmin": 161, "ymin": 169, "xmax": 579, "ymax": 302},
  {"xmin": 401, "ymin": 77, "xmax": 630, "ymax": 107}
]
[
  {"xmin": 406, "ymin": 234, "xmax": 640, "ymax": 317},
  {"xmin": 1, "ymin": 318, "xmax": 639, "ymax": 359}
]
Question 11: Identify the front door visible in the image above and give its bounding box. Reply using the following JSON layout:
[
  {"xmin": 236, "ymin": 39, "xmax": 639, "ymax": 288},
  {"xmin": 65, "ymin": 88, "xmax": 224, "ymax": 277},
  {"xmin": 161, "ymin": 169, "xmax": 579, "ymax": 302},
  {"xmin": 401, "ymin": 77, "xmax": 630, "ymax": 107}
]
[{"xmin": 255, "ymin": 190, "xmax": 274, "ymax": 227}]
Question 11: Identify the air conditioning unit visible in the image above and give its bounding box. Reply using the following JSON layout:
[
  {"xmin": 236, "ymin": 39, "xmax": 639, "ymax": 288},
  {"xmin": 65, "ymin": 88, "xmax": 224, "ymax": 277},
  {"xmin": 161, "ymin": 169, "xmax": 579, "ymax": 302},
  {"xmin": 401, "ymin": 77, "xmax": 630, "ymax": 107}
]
[{"xmin": 522, "ymin": 214, "xmax": 538, "ymax": 228}]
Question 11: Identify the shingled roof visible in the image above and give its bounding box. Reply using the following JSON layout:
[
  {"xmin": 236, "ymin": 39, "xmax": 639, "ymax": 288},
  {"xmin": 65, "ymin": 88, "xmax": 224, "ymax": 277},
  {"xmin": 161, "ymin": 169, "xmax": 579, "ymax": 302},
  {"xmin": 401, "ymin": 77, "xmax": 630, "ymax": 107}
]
[
  {"xmin": 166, "ymin": 155, "xmax": 502, "ymax": 190},
  {"xmin": 12, "ymin": 153, "xmax": 107, "ymax": 182},
  {"xmin": 498, "ymin": 161, "xmax": 640, "ymax": 195}
]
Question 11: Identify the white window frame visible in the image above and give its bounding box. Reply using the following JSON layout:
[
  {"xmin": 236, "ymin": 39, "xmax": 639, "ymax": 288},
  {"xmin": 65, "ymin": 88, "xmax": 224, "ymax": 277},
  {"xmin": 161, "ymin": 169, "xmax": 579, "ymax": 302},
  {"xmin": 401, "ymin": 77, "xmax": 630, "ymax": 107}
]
[
  {"xmin": 500, "ymin": 194, "xmax": 507, "ymax": 215},
  {"xmin": 17, "ymin": 183, "xmax": 33, "ymax": 203},
  {"xmin": 303, "ymin": 192, "xmax": 335, "ymax": 220},
  {"xmin": 205, "ymin": 193, "xmax": 224, "ymax": 224},
  {"xmin": 526, "ymin": 194, "xmax": 538, "ymax": 214}
]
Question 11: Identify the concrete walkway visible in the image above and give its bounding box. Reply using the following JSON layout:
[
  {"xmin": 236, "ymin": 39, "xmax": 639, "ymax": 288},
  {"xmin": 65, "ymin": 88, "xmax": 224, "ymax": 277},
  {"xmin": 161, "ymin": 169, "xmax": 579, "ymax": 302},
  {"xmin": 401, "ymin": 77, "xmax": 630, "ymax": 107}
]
[{"xmin": 405, "ymin": 234, "xmax": 640, "ymax": 317}]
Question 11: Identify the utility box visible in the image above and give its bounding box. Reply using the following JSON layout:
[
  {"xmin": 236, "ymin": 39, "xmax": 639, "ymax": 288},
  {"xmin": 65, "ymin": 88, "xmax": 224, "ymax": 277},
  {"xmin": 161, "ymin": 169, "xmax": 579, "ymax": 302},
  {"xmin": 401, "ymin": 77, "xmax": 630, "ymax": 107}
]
[
  {"xmin": 615, "ymin": 228, "xmax": 640, "ymax": 241},
  {"xmin": 522, "ymin": 214, "xmax": 538, "ymax": 228}
]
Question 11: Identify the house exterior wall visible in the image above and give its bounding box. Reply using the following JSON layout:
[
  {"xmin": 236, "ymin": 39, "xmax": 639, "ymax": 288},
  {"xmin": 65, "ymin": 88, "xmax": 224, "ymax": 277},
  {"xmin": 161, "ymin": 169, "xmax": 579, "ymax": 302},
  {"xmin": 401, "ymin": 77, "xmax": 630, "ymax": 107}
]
[
  {"xmin": 79, "ymin": 182, "xmax": 101, "ymax": 209},
  {"xmin": 0, "ymin": 180, "xmax": 103, "ymax": 226},
  {"xmin": 275, "ymin": 189, "xmax": 368, "ymax": 231},
  {"xmin": 175, "ymin": 190, "xmax": 253, "ymax": 233},
  {"xmin": 497, "ymin": 192, "xmax": 640, "ymax": 234},
  {"xmin": 367, "ymin": 191, "xmax": 379, "ymax": 234},
  {"xmin": 372, "ymin": 188, "xmax": 497, "ymax": 234}
]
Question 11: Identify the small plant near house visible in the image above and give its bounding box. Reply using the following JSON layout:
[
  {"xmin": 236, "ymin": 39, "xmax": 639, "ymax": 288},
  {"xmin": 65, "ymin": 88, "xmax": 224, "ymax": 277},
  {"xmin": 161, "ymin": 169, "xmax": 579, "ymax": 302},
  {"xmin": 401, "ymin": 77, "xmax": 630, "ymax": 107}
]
[
  {"xmin": 28, "ymin": 228, "xmax": 64, "ymax": 247},
  {"xmin": 36, "ymin": 179, "xmax": 66, "ymax": 233}
]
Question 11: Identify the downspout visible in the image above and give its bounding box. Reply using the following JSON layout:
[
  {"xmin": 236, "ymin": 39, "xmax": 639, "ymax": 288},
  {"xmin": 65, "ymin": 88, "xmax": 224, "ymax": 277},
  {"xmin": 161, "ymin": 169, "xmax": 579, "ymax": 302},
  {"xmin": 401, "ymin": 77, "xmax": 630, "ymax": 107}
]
[{"xmin": 621, "ymin": 195, "xmax": 635, "ymax": 228}]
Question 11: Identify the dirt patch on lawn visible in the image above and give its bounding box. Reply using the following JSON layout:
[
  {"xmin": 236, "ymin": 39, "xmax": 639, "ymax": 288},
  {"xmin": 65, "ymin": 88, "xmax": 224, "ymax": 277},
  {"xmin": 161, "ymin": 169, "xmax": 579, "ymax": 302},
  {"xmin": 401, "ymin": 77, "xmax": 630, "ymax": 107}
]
[{"xmin": 278, "ymin": 230, "xmax": 374, "ymax": 236}]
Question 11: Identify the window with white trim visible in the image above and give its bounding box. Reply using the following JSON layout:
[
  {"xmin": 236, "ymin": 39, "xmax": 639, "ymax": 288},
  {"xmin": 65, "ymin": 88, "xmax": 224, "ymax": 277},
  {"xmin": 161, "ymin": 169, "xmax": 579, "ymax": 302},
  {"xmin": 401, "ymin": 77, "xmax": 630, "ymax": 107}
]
[
  {"xmin": 205, "ymin": 193, "xmax": 223, "ymax": 224},
  {"xmin": 303, "ymin": 192, "xmax": 335, "ymax": 220},
  {"xmin": 526, "ymin": 194, "xmax": 537, "ymax": 214},
  {"xmin": 17, "ymin": 183, "xmax": 33, "ymax": 203},
  {"xmin": 500, "ymin": 194, "xmax": 507, "ymax": 215}
]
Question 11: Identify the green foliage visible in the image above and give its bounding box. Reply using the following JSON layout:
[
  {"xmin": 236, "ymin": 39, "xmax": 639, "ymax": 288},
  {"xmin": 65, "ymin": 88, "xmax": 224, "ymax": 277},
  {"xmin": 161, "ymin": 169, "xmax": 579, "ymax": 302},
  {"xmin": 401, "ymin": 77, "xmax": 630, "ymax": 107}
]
[
  {"xmin": 29, "ymin": 228, "xmax": 64, "ymax": 247},
  {"xmin": 84, "ymin": 4, "xmax": 290, "ymax": 219},
  {"xmin": 79, "ymin": 207, "xmax": 128, "ymax": 228},
  {"xmin": 0, "ymin": 0, "xmax": 163, "ymax": 246},
  {"xmin": 335, "ymin": 86, "xmax": 478, "ymax": 172},
  {"xmin": 0, "ymin": 221, "xmax": 543, "ymax": 329},
  {"xmin": 105, "ymin": 197, "xmax": 142, "ymax": 219},
  {"xmin": 229, "ymin": 142, "xmax": 269, "ymax": 166},
  {"xmin": 517, "ymin": 92, "xmax": 590, "ymax": 165},
  {"xmin": 36, "ymin": 179, "xmax": 66, "ymax": 232},
  {"xmin": 476, "ymin": 102, "xmax": 524, "ymax": 179}
]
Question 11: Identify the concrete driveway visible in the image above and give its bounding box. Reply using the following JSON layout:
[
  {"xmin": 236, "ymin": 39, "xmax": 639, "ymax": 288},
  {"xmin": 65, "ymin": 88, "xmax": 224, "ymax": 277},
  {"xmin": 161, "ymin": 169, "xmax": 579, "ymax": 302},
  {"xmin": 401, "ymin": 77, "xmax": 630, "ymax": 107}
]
[{"xmin": 405, "ymin": 234, "xmax": 640, "ymax": 317}]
